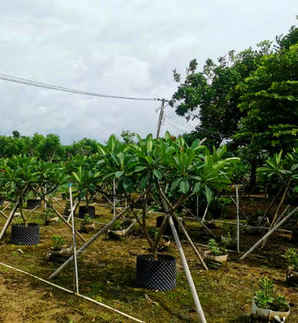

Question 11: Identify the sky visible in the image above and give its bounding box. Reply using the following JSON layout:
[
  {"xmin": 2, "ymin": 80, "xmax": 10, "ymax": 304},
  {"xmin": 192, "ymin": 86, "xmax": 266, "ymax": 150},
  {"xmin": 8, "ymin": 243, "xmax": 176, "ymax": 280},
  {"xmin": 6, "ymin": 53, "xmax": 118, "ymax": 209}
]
[{"xmin": 0, "ymin": 1, "xmax": 297, "ymax": 144}]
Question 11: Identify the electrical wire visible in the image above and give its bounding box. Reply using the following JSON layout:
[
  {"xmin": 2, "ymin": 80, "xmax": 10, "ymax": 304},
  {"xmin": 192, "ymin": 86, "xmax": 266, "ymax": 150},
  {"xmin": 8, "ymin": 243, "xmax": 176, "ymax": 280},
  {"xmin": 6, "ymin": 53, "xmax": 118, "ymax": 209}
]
[
  {"xmin": 0, "ymin": 72, "xmax": 161, "ymax": 102},
  {"xmin": 164, "ymin": 111, "xmax": 194, "ymax": 133},
  {"xmin": 166, "ymin": 119, "xmax": 190, "ymax": 133}
]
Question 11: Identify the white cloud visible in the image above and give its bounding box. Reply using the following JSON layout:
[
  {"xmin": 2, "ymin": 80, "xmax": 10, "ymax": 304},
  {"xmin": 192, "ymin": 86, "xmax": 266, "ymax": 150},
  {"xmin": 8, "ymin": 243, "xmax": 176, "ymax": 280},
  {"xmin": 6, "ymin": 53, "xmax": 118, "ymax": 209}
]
[{"xmin": 0, "ymin": 1, "xmax": 297, "ymax": 143}]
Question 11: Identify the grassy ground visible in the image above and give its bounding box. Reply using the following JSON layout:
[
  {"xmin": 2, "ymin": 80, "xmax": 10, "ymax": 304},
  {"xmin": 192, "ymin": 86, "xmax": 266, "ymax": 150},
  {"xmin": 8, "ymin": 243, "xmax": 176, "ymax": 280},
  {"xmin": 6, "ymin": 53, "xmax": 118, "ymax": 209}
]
[{"xmin": 0, "ymin": 199, "xmax": 297, "ymax": 322}]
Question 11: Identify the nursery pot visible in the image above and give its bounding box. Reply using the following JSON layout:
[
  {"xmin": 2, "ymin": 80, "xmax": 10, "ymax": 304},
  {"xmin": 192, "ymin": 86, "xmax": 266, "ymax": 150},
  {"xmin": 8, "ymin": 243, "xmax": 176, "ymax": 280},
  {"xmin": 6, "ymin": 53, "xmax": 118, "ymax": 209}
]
[
  {"xmin": 78, "ymin": 206, "xmax": 95, "ymax": 218},
  {"xmin": 136, "ymin": 254, "xmax": 176, "ymax": 291},
  {"xmin": 47, "ymin": 247, "xmax": 72, "ymax": 263},
  {"xmin": 26, "ymin": 199, "xmax": 41, "ymax": 209},
  {"xmin": 251, "ymin": 298, "xmax": 290, "ymax": 321},
  {"xmin": 11, "ymin": 223, "xmax": 40, "ymax": 245}
]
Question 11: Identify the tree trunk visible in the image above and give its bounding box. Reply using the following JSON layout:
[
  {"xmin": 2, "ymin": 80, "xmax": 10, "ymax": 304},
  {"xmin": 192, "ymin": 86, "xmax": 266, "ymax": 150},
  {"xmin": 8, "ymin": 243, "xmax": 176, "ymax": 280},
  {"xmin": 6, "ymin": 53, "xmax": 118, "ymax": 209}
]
[{"xmin": 247, "ymin": 159, "xmax": 257, "ymax": 193}]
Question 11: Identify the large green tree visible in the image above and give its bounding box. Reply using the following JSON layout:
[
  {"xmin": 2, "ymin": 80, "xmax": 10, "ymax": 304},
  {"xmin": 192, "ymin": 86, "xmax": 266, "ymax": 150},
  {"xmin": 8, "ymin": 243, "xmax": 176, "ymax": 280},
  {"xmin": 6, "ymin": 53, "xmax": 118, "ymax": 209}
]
[
  {"xmin": 170, "ymin": 42, "xmax": 273, "ymax": 148},
  {"xmin": 234, "ymin": 43, "xmax": 298, "ymax": 188}
]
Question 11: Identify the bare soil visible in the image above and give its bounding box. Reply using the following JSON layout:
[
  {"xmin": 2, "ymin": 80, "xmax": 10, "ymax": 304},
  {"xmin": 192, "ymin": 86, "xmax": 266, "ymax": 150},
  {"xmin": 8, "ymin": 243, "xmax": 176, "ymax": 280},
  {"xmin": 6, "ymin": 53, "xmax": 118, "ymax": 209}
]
[{"xmin": 0, "ymin": 199, "xmax": 297, "ymax": 322}]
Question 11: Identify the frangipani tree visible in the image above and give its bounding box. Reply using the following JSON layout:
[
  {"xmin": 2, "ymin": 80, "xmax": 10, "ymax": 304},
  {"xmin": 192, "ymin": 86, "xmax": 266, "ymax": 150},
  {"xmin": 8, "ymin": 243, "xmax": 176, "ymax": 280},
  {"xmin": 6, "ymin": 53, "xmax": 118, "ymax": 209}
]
[
  {"xmin": 31, "ymin": 161, "xmax": 66, "ymax": 222},
  {"xmin": 97, "ymin": 133, "xmax": 239, "ymax": 259},
  {"xmin": 258, "ymin": 147, "xmax": 298, "ymax": 228},
  {"xmin": 0, "ymin": 155, "xmax": 41, "ymax": 226}
]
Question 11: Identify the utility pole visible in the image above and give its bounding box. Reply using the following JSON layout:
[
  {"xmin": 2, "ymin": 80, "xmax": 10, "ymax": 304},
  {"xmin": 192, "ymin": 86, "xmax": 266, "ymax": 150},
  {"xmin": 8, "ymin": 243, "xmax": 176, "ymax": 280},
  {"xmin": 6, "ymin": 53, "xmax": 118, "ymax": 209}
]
[{"xmin": 156, "ymin": 99, "xmax": 166, "ymax": 138}]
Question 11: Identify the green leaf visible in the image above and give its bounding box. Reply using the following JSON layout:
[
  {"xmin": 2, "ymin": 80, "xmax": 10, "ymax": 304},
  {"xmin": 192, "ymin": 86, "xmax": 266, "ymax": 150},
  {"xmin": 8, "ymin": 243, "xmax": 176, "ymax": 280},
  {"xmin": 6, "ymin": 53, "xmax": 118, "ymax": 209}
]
[
  {"xmin": 179, "ymin": 180, "xmax": 190, "ymax": 194},
  {"xmin": 171, "ymin": 178, "xmax": 181, "ymax": 191},
  {"xmin": 153, "ymin": 169, "xmax": 162, "ymax": 179},
  {"xmin": 72, "ymin": 172, "xmax": 81, "ymax": 184},
  {"xmin": 115, "ymin": 171, "xmax": 124, "ymax": 178}
]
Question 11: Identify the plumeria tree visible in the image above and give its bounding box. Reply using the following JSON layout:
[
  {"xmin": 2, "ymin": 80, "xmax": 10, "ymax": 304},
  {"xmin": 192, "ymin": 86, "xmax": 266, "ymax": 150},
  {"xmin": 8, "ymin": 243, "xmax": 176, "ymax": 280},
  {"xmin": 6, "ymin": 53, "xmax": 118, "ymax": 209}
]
[
  {"xmin": 96, "ymin": 133, "xmax": 239, "ymax": 259},
  {"xmin": 0, "ymin": 155, "xmax": 41, "ymax": 227}
]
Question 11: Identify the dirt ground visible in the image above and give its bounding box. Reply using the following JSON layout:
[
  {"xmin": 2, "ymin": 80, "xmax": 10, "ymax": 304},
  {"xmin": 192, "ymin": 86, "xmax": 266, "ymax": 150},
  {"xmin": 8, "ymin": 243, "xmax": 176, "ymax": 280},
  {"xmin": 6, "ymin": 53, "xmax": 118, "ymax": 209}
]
[{"xmin": 0, "ymin": 199, "xmax": 297, "ymax": 322}]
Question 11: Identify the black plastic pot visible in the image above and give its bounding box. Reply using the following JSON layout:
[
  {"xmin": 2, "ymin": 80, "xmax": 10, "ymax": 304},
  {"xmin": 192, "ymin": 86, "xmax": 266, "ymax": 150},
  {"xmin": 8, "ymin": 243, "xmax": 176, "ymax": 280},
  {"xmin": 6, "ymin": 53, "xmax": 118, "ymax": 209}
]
[
  {"xmin": 11, "ymin": 223, "xmax": 40, "ymax": 245},
  {"xmin": 136, "ymin": 254, "xmax": 176, "ymax": 291},
  {"xmin": 26, "ymin": 199, "xmax": 41, "ymax": 209},
  {"xmin": 78, "ymin": 206, "xmax": 95, "ymax": 218},
  {"xmin": 156, "ymin": 216, "xmax": 180, "ymax": 236}
]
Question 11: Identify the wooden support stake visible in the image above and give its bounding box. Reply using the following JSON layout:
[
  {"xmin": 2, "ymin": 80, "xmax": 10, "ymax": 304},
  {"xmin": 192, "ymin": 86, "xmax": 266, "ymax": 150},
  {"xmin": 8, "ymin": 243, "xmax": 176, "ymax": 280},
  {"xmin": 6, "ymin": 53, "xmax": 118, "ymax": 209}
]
[
  {"xmin": 69, "ymin": 185, "xmax": 79, "ymax": 294},
  {"xmin": 50, "ymin": 205, "xmax": 86, "ymax": 242},
  {"xmin": 178, "ymin": 218, "xmax": 208, "ymax": 271},
  {"xmin": 0, "ymin": 262, "xmax": 144, "ymax": 323},
  {"xmin": 113, "ymin": 178, "xmax": 116, "ymax": 218},
  {"xmin": 240, "ymin": 207, "xmax": 298, "ymax": 260},
  {"xmin": 236, "ymin": 185, "xmax": 240, "ymax": 254},
  {"xmin": 201, "ymin": 204, "xmax": 209, "ymax": 223},
  {"xmin": 169, "ymin": 216, "xmax": 207, "ymax": 323},
  {"xmin": 0, "ymin": 203, "xmax": 9, "ymax": 219},
  {"xmin": 49, "ymin": 206, "xmax": 130, "ymax": 279},
  {"xmin": 0, "ymin": 208, "xmax": 8, "ymax": 219},
  {"xmin": 0, "ymin": 199, "xmax": 20, "ymax": 240},
  {"xmin": 67, "ymin": 201, "xmax": 79, "ymax": 223}
]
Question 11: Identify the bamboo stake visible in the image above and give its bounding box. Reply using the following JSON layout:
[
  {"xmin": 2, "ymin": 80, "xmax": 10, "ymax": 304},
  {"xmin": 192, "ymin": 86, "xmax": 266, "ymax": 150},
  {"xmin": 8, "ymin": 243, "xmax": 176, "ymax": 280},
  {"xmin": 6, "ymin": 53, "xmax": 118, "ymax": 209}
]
[
  {"xmin": 169, "ymin": 216, "xmax": 207, "ymax": 323},
  {"xmin": 113, "ymin": 179, "xmax": 116, "ymax": 218},
  {"xmin": 50, "ymin": 205, "xmax": 86, "ymax": 242},
  {"xmin": 183, "ymin": 207, "xmax": 216, "ymax": 238},
  {"xmin": 236, "ymin": 185, "xmax": 240, "ymax": 254},
  {"xmin": 69, "ymin": 185, "xmax": 79, "ymax": 294},
  {"xmin": 201, "ymin": 204, "xmax": 209, "ymax": 222},
  {"xmin": 49, "ymin": 206, "xmax": 130, "ymax": 279},
  {"xmin": 0, "ymin": 203, "xmax": 9, "ymax": 219},
  {"xmin": 67, "ymin": 201, "xmax": 79, "ymax": 223},
  {"xmin": 0, "ymin": 262, "xmax": 144, "ymax": 323},
  {"xmin": 178, "ymin": 218, "xmax": 208, "ymax": 271},
  {"xmin": 240, "ymin": 206, "xmax": 298, "ymax": 260},
  {"xmin": 0, "ymin": 199, "xmax": 20, "ymax": 239},
  {"xmin": 0, "ymin": 210, "xmax": 8, "ymax": 219}
]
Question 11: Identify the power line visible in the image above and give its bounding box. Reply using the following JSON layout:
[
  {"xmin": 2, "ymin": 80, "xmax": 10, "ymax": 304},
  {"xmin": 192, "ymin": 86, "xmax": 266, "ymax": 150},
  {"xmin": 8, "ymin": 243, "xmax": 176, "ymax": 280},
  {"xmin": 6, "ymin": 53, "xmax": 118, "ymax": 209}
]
[
  {"xmin": 0, "ymin": 72, "xmax": 162, "ymax": 102},
  {"xmin": 164, "ymin": 109, "xmax": 194, "ymax": 133}
]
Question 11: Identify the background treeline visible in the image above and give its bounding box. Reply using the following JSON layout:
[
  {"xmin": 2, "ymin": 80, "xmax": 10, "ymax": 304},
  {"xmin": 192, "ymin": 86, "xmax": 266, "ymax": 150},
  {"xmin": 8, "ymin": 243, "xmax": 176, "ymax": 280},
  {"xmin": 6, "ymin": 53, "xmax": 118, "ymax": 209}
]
[
  {"xmin": 171, "ymin": 25, "xmax": 298, "ymax": 191},
  {"xmin": 0, "ymin": 131, "xmax": 100, "ymax": 161}
]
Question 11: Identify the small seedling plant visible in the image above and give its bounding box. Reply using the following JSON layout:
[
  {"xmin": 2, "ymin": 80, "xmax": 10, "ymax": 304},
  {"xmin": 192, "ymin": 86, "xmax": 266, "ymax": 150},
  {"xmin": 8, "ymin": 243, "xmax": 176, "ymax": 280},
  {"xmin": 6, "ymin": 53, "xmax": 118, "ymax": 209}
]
[
  {"xmin": 255, "ymin": 276, "xmax": 289, "ymax": 312},
  {"xmin": 208, "ymin": 239, "xmax": 226, "ymax": 256},
  {"xmin": 51, "ymin": 235, "xmax": 65, "ymax": 250},
  {"xmin": 285, "ymin": 248, "xmax": 298, "ymax": 271}
]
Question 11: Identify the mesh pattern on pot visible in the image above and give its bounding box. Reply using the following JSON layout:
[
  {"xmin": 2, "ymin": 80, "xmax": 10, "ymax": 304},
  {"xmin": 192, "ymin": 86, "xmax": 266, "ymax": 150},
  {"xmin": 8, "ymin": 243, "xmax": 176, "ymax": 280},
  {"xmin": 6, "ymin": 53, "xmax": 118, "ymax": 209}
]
[
  {"xmin": 11, "ymin": 223, "xmax": 40, "ymax": 245},
  {"xmin": 136, "ymin": 254, "xmax": 176, "ymax": 291}
]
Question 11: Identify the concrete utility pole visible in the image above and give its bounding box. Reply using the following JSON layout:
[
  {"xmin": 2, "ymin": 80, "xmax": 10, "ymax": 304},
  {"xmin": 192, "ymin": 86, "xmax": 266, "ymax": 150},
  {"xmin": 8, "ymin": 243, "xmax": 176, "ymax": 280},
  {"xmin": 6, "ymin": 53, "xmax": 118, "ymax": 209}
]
[{"xmin": 156, "ymin": 99, "xmax": 166, "ymax": 138}]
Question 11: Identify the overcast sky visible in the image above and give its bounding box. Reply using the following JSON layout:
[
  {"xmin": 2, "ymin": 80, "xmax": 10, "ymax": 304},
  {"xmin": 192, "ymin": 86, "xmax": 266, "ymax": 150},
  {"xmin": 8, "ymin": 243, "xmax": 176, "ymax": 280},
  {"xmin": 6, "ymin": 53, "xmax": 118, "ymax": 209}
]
[{"xmin": 0, "ymin": 1, "xmax": 297, "ymax": 144}]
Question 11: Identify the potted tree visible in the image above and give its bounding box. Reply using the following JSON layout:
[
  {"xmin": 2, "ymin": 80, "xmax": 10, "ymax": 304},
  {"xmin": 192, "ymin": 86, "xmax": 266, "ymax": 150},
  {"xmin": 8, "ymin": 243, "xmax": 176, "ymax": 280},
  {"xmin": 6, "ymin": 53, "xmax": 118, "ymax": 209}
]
[
  {"xmin": 69, "ymin": 155, "xmax": 100, "ymax": 219},
  {"xmin": 252, "ymin": 276, "xmax": 290, "ymax": 321},
  {"xmin": 0, "ymin": 155, "xmax": 41, "ymax": 245},
  {"xmin": 100, "ymin": 134, "xmax": 238, "ymax": 291},
  {"xmin": 204, "ymin": 239, "xmax": 228, "ymax": 264},
  {"xmin": 31, "ymin": 160, "xmax": 66, "ymax": 224},
  {"xmin": 284, "ymin": 248, "xmax": 298, "ymax": 286}
]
